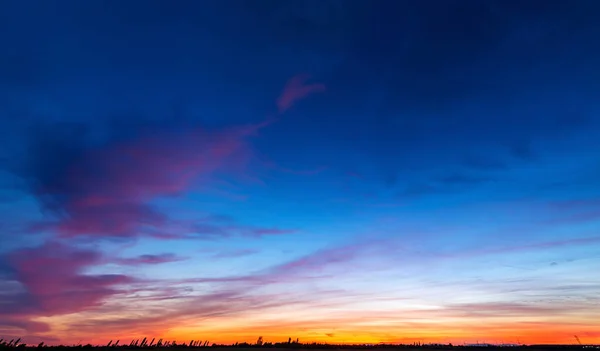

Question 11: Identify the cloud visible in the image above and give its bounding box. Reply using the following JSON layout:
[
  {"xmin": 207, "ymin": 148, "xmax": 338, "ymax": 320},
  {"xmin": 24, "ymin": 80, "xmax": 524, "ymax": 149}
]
[
  {"xmin": 489, "ymin": 236, "xmax": 600, "ymax": 255},
  {"xmin": 248, "ymin": 228, "xmax": 297, "ymax": 237},
  {"xmin": 4, "ymin": 73, "xmax": 317, "ymax": 243},
  {"xmin": 407, "ymin": 236, "xmax": 600, "ymax": 264},
  {"xmin": 240, "ymin": 235, "xmax": 600, "ymax": 283},
  {"xmin": 0, "ymin": 317, "xmax": 51, "ymax": 334},
  {"xmin": 114, "ymin": 253, "xmax": 187, "ymax": 266},
  {"xmin": 164, "ymin": 244, "xmax": 361, "ymax": 288},
  {"xmin": 268, "ymin": 242, "xmax": 368, "ymax": 276},
  {"xmin": 165, "ymin": 217, "xmax": 297, "ymax": 240},
  {"xmin": 181, "ymin": 240, "xmax": 386, "ymax": 287},
  {"xmin": 1, "ymin": 242, "xmax": 134, "ymax": 332},
  {"xmin": 56, "ymin": 278, "xmax": 600, "ymax": 346},
  {"xmin": 208, "ymin": 249, "xmax": 260, "ymax": 259},
  {"xmin": 442, "ymin": 302, "xmax": 585, "ymax": 318},
  {"xmin": 52, "ymin": 286, "xmax": 349, "ymax": 343},
  {"xmin": 0, "ymin": 71, "xmax": 313, "ymax": 339},
  {"xmin": 12, "ymin": 121, "xmax": 267, "ymax": 241},
  {"xmin": 528, "ymin": 198, "xmax": 600, "ymax": 226},
  {"xmin": 277, "ymin": 74, "xmax": 325, "ymax": 113},
  {"xmin": 3, "ymin": 233, "xmax": 597, "ymax": 344}
]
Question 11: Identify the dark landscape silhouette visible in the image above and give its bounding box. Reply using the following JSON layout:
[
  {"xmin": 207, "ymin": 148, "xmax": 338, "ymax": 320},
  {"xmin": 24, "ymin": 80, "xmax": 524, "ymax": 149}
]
[{"xmin": 1, "ymin": 338, "xmax": 598, "ymax": 350}]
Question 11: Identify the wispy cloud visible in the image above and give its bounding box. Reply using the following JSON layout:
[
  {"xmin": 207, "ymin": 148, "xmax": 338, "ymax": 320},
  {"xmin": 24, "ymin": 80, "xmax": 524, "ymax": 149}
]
[
  {"xmin": 114, "ymin": 253, "xmax": 187, "ymax": 266},
  {"xmin": 9, "ymin": 73, "xmax": 326, "ymax": 243},
  {"xmin": 0, "ymin": 73, "xmax": 322, "ymax": 341},
  {"xmin": 277, "ymin": 74, "xmax": 326, "ymax": 113},
  {"xmin": 248, "ymin": 228, "xmax": 297, "ymax": 237},
  {"xmin": 208, "ymin": 249, "xmax": 260, "ymax": 259},
  {"xmin": 16, "ymin": 123, "xmax": 261, "ymax": 241},
  {"xmin": 0, "ymin": 242, "xmax": 135, "ymax": 337}
]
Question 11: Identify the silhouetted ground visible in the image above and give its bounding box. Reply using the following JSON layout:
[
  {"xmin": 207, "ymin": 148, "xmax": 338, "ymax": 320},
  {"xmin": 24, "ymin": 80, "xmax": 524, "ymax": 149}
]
[{"xmin": 1, "ymin": 344, "xmax": 598, "ymax": 351}]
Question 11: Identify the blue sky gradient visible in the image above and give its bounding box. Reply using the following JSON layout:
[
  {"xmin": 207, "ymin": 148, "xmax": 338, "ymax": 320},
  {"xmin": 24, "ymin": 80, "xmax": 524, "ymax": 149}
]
[{"xmin": 1, "ymin": 0, "xmax": 600, "ymax": 345}]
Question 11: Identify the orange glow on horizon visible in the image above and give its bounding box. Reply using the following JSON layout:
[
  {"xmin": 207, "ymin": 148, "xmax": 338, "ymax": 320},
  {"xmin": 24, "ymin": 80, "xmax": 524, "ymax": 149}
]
[{"xmin": 33, "ymin": 319, "xmax": 600, "ymax": 346}]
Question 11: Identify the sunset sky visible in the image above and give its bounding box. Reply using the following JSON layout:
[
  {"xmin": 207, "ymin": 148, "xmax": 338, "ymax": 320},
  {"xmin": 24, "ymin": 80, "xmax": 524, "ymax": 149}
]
[{"xmin": 1, "ymin": 0, "xmax": 600, "ymax": 346}]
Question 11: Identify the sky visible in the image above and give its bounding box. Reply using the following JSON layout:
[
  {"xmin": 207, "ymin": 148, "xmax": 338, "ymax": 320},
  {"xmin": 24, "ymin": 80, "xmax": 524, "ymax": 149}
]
[{"xmin": 1, "ymin": 0, "xmax": 600, "ymax": 346}]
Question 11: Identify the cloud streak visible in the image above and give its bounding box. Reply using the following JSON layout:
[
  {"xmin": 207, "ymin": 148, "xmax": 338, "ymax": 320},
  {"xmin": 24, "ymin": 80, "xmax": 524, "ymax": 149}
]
[
  {"xmin": 32, "ymin": 126, "xmax": 257, "ymax": 240},
  {"xmin": 0, "ymin": 73, "xmax": 324, "ymax": 340},
  {"xmin": 6, "ymin": 242, "xmax": 134, "ymax": 316},
  {"xmin": 277, "ymin": 74, "xmax": 326, "ymax": 113},
  {"xmin": 0, "ymin": 242, "xmax": 137, "ymax": 337},
  {"xmin": 114, "ymin": 253, "xmax": 187, "ymax": 266}
]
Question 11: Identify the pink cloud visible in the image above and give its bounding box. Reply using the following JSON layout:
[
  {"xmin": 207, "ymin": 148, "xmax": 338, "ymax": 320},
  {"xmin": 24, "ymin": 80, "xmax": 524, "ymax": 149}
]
[
  {"xmin": 0, "ymin": 317, "xmax": 51, "ymax": 334},
  {"xmin": 0, "ymin": 73, "xmax": 328, "ymax": 342},
  {"xmin": 56, "ymin": 203, "xmax": 168, "ymax": 239},
  {"xmin": 26, "ymin": 86, "xmax": 315, "ymax": 241},
  {"xmin": 22, "ymin": 74, "xmax": 322, "ymax": 242},
  {"xmin": 68, "ymin": 127, "xmax": 250, "ymax": 202},
  {"xmin": 7, "ymin": 242, "xmax": 133, "ymax": 316},
  {"xmin": 277, "ymin": 74, "xmax": 326, "ymax": 113},
  {"xmin": 32, "ymin": 125, "xmax": 264, "ymax": 240}
]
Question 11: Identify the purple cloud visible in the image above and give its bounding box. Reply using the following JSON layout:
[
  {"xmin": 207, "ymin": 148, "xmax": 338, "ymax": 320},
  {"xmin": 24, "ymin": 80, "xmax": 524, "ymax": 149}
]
[
  {"xmin": 13, "ymin": 76, "xmax": 313, "ymax": 243},
  {"xmin": 209, "ymin": 249, "xmax": 260, "ymax": 259},
  {"xmin": 47, "ymin": 127, "xmax": 256, "ymax": 240},
  {"xmin": 115, "ymin": 253, "xmax": 187, "ymax": 266},
  {"xmin": 277, "ymin": 74, "xmax": 325, "ymax": 113},
  {"xmin": 7, "ymin": 242, "xmax": 134, "ymax": 316},
  {"xmin": 0, "ymin": 242, "xmax": 136, "ymax": 336}
]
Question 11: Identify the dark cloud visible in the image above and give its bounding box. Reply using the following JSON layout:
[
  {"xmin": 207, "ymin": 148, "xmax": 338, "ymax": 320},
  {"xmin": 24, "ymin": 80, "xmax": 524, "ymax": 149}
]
[
  {"xmin": 5, "ymin": 119, "xmax": 280, "ymax": 242},
  {"xmin": 1, "ymin": 73, "xmax": 320, "ymax": 244}
]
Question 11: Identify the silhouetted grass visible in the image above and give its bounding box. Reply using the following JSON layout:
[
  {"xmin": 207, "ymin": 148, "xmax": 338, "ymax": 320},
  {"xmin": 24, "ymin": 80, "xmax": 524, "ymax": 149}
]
[{"xmin": 1, "ymin": 337, "xmax": 598, "ymax": 351}]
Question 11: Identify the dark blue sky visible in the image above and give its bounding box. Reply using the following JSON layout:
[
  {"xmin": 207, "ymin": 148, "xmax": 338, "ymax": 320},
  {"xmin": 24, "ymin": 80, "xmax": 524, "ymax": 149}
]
[{"xmin": 1, "ymin": 0, "xmax": 600, "ymax": 345}]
